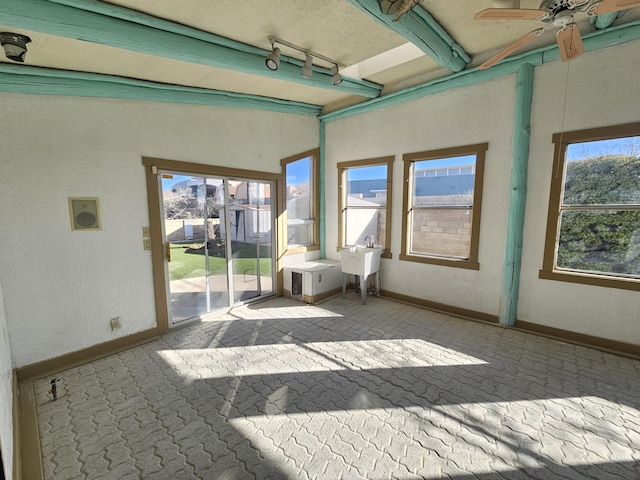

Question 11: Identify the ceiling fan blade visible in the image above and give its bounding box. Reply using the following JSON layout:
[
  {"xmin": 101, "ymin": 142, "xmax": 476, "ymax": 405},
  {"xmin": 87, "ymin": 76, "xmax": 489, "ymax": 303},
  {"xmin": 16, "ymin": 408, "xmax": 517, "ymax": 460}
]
[
  {"xmin": 478, "ymin": 28, "xmax": 543, "ymax": 70},
  {"xmin": 556, "ymin": 24, "xmax": 584, "ymax": 62},
  {"xmin": 590, "ymin": 0, "xmax": 640, "ymax": 14},
  {"xmin": 474, "ymin": 8, "xmax": 547, "ymax": 20}
]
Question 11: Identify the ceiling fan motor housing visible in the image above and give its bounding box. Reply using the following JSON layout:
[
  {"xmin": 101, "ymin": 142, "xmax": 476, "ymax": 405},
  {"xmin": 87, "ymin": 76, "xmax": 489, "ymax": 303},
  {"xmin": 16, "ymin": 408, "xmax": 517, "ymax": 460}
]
[
  {"xmin": 553, "ymin": 9, "xmax": 575, "ymax": 26},
  {"xmin": 539, "ymin": 0, "xmax": 590, "ymax": 21}
]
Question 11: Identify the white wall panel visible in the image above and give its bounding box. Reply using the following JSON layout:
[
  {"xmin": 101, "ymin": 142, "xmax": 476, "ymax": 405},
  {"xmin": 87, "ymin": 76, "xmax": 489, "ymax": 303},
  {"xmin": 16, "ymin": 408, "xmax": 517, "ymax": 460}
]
[
  {"xmin": 0, "ymin": 94, "xmax": 318, "ymax": 367},
  {"xmin": 519, "ymin": 42, "xmax": 640, "ymax": 344},
  {"xmin": 325, "ymin": 75, "xmax": 517, "ymax": 316},
  {"xmin": 325, "ymin": 40, "xmax": 640, "ymax": 346}
]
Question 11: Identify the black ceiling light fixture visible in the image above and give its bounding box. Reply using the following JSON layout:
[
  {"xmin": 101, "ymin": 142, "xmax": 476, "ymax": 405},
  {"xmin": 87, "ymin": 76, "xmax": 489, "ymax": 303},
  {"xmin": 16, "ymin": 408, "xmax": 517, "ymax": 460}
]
[
  {"xmin": 0, "ymin": 32, "xmax": 31, "ymax": 62},
  {"xmin": 265, "ymin": 39, "xmax": 281, "ymax": 71}
]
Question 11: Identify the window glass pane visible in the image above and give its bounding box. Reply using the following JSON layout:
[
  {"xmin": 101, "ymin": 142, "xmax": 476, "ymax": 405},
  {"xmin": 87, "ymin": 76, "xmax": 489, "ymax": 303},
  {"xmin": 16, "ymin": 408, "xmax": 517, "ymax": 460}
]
[
  {"xmin": 564, "ymin": 137, "xmax": 640, "ymax": 206},
  {"xmin": 413, "ymin": 156, "xmax": 475, "ymax": 207},
  {"xmin": 557, "ymin": 210, "xmax": 640, "ymax": 277},
  {"xmin": 286, "ymin": 157, "xmax": 311, "ymax": 218},
  {"xmin": 347, "ymin": 165, "xmax": 387, "ymax": 207},
  {"xmin": 285, "ymin": 156, "xmax": 313, "ymax": 246},
  {"xmin": 286, "ymin": 192, "xmax": 311, "ymax": 222},
  {"xmin": 287, "ymin": 224, "xmax": 312, "ymax": 247},
  {"xmin": 345, "ymin": 208, "xmax": 386, "ymax": 248},
  {"xmin": 410, "ymin": 208, "xmax": 472, "ymax": 258}
]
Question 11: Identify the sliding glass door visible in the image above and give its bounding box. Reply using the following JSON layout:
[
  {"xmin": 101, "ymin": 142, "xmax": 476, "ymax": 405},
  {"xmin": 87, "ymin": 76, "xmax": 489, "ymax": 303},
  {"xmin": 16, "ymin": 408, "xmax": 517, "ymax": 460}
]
[
  {"xmin": 160, "ymin": 173, "xmax": 274, "ymax": 325},
  {"xmin": 227, "ymin": 180, "xmax": 274, "ymax": 303}
]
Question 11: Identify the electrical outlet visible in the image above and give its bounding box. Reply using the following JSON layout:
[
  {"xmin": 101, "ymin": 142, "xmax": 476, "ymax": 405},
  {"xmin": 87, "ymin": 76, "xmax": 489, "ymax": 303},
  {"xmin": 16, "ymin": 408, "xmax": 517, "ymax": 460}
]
[
  {"xmin": 318, "ymin": 274, "xmax": 322, "ymax": 282},
  {"xmin": 143, "ymin": 238, "xmax": 151, "ymax": 250},
  {"xmin": 110, "ymin": 317, "xmax": 121, "ymax": 331},
  {"xmin": 142, "ymin": 227, "xmax": 150, "ymax": 238}
]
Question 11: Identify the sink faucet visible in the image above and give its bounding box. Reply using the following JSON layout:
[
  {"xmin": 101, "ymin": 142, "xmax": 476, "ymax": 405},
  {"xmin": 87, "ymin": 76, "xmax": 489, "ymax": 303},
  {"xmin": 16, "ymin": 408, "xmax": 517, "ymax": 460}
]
[{"xmin": 365, "ymin": 235, "xmax": 374, "ymax": 248}]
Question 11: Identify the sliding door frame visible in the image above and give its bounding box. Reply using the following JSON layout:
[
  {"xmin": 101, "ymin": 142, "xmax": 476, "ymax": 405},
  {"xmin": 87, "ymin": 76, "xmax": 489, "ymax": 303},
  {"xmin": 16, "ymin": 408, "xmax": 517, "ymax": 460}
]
[{"xmin": 143, "ymin": 156, "xmax": 283, "ymax": 334}]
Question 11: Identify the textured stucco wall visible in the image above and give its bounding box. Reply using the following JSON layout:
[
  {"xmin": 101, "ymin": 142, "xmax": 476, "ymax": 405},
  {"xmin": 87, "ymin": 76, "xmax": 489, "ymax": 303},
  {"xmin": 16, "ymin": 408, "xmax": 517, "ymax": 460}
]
[
  {"xmin": 0, "ymin": 94, "xmax": 318, "ymax": 368},
  {"xmin": 0, "ymin": 279, "xmax": 13, "ymax": 480},
  {"xmin": 518, "ymin": 41, "xmax": 640, "ymax": 344},
  {"xmin": 325, "ymin": 74, "xmax": 516, "ymax": 316},
  {"xmin": 325, "ymin": 40, "xmax": 640, "ymax": 346}
]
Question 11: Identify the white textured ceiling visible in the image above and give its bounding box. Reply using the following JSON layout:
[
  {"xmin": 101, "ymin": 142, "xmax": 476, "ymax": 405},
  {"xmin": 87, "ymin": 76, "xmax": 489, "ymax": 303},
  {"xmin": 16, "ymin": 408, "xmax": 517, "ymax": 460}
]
[{"xmin": 2, "ymin": 1, "xmax": 640, "ymax": 113}]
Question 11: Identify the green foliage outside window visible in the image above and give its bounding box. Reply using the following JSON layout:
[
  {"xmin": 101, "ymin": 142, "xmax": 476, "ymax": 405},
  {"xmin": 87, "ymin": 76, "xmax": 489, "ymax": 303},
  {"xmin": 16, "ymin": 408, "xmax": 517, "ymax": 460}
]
[
  {"xmin": 557, "ymin": 155, "xmax": 640, "ymax": 276},
  {"xmin": 563, "ymin": 155, "xmax": 640, "ymax": 204},
  {"xmin": 558, "ymin": 210, "xmax": 640, "ymax": 275}
]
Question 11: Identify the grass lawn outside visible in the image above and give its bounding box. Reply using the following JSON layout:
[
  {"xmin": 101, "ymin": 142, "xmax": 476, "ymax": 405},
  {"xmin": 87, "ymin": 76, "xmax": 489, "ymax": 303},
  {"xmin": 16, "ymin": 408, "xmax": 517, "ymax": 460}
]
[{"xmin": 168, "ymin": 242, "xmax": 272, "ymax": 281}]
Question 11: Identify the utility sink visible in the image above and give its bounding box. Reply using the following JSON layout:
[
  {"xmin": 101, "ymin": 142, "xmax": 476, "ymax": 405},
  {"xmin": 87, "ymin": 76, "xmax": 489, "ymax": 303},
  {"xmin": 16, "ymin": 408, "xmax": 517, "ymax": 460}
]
[
  {"xmin": 340, "ymin": 246, "xmax": 383, "ymax": 304},
  {"xmin": 340, "ymin": 246, "xmax": 382, "ymax": 277}
]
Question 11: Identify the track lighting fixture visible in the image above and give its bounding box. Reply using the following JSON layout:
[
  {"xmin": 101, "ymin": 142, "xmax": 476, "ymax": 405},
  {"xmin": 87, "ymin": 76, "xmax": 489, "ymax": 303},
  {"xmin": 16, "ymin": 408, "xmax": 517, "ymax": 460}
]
[
  {"xmin": 331, "ymin": 65, "xmax": 343, "ymax": 86},
  {"xmin": 0, "ymin": 32, "xmax": 31, "ymax": 62},
  {"xmin": 301, "ymin": 54, "xmax": 313, "ymax": 78},
  {"xmin": 265, "ymin": 35, "xmax": 345, "ymax": 86},
  {"xmin": 265, "ymin": 46, "xmax": 281, "ymax": 71}
]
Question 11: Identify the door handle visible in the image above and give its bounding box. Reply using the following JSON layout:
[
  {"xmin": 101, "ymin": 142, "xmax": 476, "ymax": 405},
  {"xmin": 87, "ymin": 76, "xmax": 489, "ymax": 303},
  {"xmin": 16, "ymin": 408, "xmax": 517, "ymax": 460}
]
[{"xmin": 166, "ymin": 242, "xmax": 171, "ymax": 262}]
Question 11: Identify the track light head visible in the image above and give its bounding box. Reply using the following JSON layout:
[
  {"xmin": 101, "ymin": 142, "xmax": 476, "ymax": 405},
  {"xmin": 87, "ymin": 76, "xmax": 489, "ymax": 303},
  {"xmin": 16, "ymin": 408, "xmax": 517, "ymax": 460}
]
[
  {"xmin": 265, "ymin": 46, "xmax": 280, "ymax": 71},
  {"xmin": 331, "ymin": 65, "xmax": 343, "ymax": 86},
  {"xmin": 267, "ymin": 36, "xmax": 342, "ymax": 84},
  {"xmin": 301, "ymin": 54, "xmax": 313, "ymax": 78},
  {"xmin": 0, "ymin": 32, "xmax": 31, "ymax": 62}
]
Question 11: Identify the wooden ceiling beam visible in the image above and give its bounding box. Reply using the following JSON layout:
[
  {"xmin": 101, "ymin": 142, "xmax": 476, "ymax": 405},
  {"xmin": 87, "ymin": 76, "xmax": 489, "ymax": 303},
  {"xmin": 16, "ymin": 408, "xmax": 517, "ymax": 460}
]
[
  {"xmin": 347, "ymin": 0, "xmax": 470, "ymax": 72},
  {"xmin": 0, "ymin": 63, "xmax": 323, "ymax": 115},
  {"xmin": 0, "ymin": 0, "xmax": 383, "ymax": 99}
]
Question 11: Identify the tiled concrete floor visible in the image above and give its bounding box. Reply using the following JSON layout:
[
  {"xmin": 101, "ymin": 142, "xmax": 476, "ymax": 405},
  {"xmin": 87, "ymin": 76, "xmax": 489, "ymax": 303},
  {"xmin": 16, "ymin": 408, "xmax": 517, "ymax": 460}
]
[{"xmin": 31, "ymin": 295, "xmax": 640, "ymax": 479}]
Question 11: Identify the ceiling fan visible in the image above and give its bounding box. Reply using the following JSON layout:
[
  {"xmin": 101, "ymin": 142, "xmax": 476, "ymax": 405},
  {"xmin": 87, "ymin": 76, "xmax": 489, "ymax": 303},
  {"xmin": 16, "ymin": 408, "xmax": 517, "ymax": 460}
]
[
  {"xmin": 378, "ymin": 0, "xmax": 421, "ymax": 21},
  {"xmin": 474, "ymin": 0, "xmax": 640, "ymax": 69}
]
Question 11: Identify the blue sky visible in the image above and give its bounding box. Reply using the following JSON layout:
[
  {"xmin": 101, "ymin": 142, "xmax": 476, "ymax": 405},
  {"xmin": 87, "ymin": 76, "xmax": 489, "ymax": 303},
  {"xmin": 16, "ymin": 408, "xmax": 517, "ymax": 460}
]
[
  {"xmin": 286, "ymin": 156, "xmax": 310, "ymax": 186},
  {"xmin": 567, "ymin": 136, "xmax": 640, "ymax": 161},
  {"xmin": 414, "ymin": 155, "xmax": 475, "ymax": 172},
  {"xmin": 161, "ymin": 173, "xmax": 191, "ymax": 191},
  {"xmin": 347, "ymin": 164, "xmax": 388, "ymax": 181}
]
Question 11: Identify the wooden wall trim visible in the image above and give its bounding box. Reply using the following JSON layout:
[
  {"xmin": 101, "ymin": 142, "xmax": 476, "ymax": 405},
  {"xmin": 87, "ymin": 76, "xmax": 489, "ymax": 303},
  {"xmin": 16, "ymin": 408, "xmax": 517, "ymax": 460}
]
[
  {"xmin": 381, "ymin": 289, "xmax": 640, "ymax": 359},
  {"xmin": 17, "ymin": 381, "xmax": 42, "ymax": 480},
  {"xmin": 142, "ymin": 157, "xmax": 282, "ymax": 181},
  {"xmin": 144, "ymin": 164, "xmax": 169, "ymax": 334},
  {"xmin": 12, "ymin": 370, "xmax": 20, "ymax": 480},
  {"xmin": 382, "ymin": 290, "xmax": 499, "ymax": 324},
  {"xmin": 15, "ymin": 328, "xmax": 158, "ymax": 382},
  {"xmin": 513, "ymin": 320, "xmax": 640, "ymax": 359}
]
